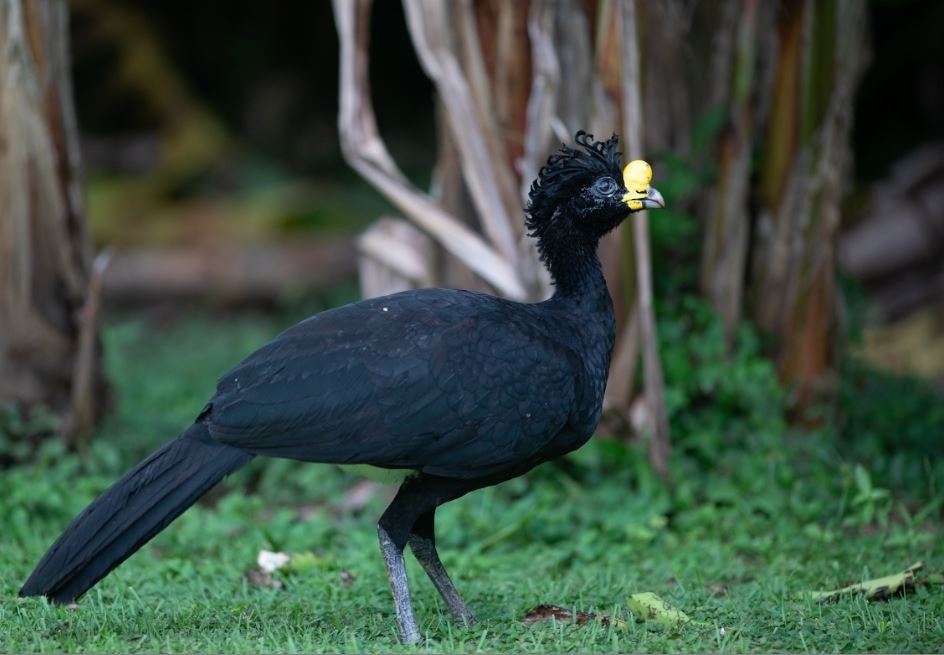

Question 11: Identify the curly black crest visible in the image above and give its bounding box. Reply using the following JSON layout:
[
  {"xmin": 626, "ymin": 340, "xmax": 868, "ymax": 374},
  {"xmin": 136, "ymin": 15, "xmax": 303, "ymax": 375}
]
[{"xmin": 525, "ymin": 131, "xmax": 622, "ymax": 235}]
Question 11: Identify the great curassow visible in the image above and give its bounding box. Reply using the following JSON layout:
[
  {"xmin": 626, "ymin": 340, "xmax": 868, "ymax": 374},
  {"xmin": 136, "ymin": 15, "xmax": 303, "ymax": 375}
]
[{"xmin": 21, "ymin": 132, "xmax": 665, "ymax": 643}]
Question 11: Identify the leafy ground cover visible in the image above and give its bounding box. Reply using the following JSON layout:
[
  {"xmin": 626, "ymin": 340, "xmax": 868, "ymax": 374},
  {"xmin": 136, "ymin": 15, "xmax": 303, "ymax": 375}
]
[{"xmin": 1, "ymin": 305, "xmax": 942, "ymax": 653}]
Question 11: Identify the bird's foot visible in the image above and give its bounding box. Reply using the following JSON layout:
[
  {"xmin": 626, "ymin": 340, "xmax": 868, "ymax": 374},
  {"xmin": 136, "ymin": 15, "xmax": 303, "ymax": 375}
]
[
  {"xmin": 452, "ymin": 606, "xmax": 476, "ymax": 628},
  {"xmin": 398, "ymin": 620, "xmax": 421, "ymax": 645}
]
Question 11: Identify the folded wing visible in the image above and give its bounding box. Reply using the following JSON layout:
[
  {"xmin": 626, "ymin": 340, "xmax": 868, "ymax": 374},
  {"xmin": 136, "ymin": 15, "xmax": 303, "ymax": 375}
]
[{"xmin": 205, "ymin": 289, "xmax": 577, "ymax": 478}]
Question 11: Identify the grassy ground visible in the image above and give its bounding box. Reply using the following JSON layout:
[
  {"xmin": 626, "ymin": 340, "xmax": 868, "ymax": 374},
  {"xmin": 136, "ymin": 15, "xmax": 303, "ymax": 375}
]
[{"xmin": 1, "ymin": 308, "xmax": 942, "ymax": 653}]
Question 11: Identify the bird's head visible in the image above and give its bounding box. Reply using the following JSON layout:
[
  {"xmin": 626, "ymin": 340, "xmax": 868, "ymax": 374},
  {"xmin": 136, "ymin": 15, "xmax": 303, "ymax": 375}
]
[
  {"xmin": 524, "ymin": 131, "xmax": 665, "ymax": 290},
  {"xmin": 525, "ymin": 132, "xmax": 664, "ymax": 250},
  {"xmin": 525, "ymin": 131, "xmax": 665, "ymax": 245}
]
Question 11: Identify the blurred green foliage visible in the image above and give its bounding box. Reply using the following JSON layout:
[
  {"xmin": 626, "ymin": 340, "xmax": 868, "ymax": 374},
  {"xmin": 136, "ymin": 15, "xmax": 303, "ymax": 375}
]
[
  {"xmin": 642, "ymin": 137, "xmax": 943, "ymax": 508},
  {"xmin": 0, "ymin": 403, "xmax": 59, "ymax": 465}
]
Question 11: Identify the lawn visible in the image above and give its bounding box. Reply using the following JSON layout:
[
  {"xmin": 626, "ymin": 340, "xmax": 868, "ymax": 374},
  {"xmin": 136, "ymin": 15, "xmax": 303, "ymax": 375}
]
[{"xmin": 1, "ymin": 307, "xmax": 942, "ymax": 653}]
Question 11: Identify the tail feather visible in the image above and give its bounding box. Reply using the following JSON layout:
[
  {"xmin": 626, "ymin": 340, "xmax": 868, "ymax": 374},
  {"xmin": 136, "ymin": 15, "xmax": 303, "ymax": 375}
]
[{"xmin": 20, "ymin": 423, "xmax": 252, "ymax": 603}]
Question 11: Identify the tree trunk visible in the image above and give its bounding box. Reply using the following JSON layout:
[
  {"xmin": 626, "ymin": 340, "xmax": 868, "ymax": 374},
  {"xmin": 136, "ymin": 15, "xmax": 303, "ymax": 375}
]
[
  {"xmin": 699, "ymin": 0, "xmax": 764, "ymax": 340},
  {"xmin": 749, "ymin": 0, "xmax": 865, "ymax": 405},
  {"xmin": 0, "ymin": 0, "xmax": 106, "ymax": 444},
  {"xmin": 688, "ymin": 0, "xmax": 865, "ymax": 407}
]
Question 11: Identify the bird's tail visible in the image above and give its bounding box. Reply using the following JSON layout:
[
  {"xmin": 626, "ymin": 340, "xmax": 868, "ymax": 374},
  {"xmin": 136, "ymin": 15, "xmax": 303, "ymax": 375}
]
[{"xmin": 20, "ymin": 423, "xmax": 252, "ymax": 603}]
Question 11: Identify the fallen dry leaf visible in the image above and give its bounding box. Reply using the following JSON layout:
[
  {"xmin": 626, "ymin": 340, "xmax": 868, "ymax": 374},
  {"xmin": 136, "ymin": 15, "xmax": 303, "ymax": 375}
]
[
  {"xmin": 807, "ymin": 562, "xmax": 924, "ymax": 603},
  {"xmin": 522, "ymin": 604, "xmax": 591, "ymax": 625},
  {"xmin": 521, "ymin": 604, "xmax": 624, "ymax": 628},
  {"xmin": 244, "ymin": 568, "xmax": 284, "ymax": 589},
  {"xmin": 625, "ymin": 593, "xmax": 717, "ymax": 632},
  {"xmin": 627, "ymin": 592, "xmax": 693, "ymax": 628}
]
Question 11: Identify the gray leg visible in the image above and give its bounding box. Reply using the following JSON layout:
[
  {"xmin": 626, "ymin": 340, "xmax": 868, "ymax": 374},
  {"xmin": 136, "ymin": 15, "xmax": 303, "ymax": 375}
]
[
  {"xmin": 377, "ymin": 475, "xmax": 471, "ymax": 643},
  {"xmin": 408, "ymin": 510, "xmax": 475, "ymax": 626},
  {"xmin": 378, "ymin": 525, "xmax": 421, "ymax": 644}
]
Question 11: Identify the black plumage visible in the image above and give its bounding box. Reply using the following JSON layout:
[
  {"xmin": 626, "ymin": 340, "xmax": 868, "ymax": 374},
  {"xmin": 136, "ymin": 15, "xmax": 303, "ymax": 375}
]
[{"xmin": 20, "ymin": 132, "xmax": 664, "ymax": 643}]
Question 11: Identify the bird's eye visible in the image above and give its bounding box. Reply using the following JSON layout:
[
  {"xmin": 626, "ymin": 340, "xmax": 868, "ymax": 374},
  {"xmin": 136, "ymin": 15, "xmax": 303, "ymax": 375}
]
[{"xmin": 593, "ymin": 177, "xmax": 619, "ymax": 196}]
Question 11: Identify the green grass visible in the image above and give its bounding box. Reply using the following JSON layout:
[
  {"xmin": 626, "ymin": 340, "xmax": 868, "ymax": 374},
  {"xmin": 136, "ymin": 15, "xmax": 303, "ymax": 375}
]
[{"xmin": 1, "ymin": 309, "xmax": 942, "ymax": 653}]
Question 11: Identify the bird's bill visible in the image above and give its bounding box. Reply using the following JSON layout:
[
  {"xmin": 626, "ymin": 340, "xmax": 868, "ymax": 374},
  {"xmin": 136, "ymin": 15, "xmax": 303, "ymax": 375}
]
[{"xmin": 640, "ymin": 186, "xmax": 665, "ymax": 210}]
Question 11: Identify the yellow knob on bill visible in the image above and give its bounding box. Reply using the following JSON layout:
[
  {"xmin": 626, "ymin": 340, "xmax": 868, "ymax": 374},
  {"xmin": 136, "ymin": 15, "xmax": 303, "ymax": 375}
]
[{"xmin": 621, "ymin": 160, "xmax": 664, "ymax": 211}]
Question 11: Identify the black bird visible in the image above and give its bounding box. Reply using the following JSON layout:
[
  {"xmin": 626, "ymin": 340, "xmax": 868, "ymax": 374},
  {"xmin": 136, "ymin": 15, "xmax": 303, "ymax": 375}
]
[{"xmin": 20, "ymin": 132, "xmax": 665, "ymax": 643}]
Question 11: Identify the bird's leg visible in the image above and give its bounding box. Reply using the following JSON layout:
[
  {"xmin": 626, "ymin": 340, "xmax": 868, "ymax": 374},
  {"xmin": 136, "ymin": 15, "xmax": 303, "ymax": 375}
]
[
  {"xmin": 377, "ymin": 524, "xmax": 421, "ymax": 644},
  {"xmin": 408, "ymin": 510, "xmax": 475, "ymax": 626},
  {"xmin": 378, "ymin": 475, "xmax": 471, "ymax": 643}
]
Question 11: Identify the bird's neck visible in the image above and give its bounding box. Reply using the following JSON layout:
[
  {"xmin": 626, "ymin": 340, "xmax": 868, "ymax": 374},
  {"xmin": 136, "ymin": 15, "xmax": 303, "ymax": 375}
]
[
  {"xmin": 545, "ymin": 237, "xmax": 616, "ymax": 409},
  {"xmin": 544, "ymin": 236, "xmax": 612, "ymax": 314}
]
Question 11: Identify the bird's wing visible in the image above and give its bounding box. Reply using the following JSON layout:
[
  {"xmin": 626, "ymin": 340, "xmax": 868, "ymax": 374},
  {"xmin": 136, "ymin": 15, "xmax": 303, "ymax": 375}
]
[{"xmin": 204, "ymin": 289, "xmax": 578, "ymax": 478}]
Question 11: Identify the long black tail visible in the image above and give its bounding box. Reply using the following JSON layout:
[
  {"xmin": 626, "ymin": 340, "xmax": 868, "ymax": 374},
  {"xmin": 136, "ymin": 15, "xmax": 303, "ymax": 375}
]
[{"xmin": 20, "ymin": 423, "xmax": 252, "ymax": 603}]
